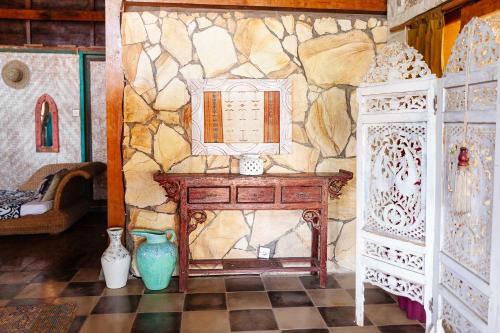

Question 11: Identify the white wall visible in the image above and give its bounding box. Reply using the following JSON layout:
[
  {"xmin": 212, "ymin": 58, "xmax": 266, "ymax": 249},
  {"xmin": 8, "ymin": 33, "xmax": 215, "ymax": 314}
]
[
  {"xmin": 90, "ymin": 60, "xmax": 107, "ymax": 200},
  {"xmin": 0, "ymin": 52, "xmax": 81, "ymax": 189}
]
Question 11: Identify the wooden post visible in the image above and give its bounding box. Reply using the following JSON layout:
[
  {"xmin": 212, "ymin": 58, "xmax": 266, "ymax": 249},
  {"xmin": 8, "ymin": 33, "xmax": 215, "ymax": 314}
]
[
  {"xmin": 319, "ymin": 184, "xmax": 329, "ymax": 288},
  {"xmin": 106, "ymin": 0, "xmax": 125, "ymax": 228}
]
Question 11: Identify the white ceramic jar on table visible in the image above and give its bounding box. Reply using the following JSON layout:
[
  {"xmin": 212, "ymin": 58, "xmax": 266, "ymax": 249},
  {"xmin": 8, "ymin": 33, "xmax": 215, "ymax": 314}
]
[{"xmin": 239, "ymin": 154, "xmax": 264, "ymax": 175}]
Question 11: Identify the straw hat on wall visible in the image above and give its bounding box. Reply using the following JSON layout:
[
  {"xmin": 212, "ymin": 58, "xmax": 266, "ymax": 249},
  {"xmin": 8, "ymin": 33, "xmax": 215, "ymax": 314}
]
[{"xmin": 2, "ymin": 60, "xmax": 30, "ymax": 89}]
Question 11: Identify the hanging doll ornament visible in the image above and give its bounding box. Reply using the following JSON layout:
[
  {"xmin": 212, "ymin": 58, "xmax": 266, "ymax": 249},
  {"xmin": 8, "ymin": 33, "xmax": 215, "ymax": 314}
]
[{"xmin": 451, "ymin": 27, "xmax": 474, "ymax": 216}]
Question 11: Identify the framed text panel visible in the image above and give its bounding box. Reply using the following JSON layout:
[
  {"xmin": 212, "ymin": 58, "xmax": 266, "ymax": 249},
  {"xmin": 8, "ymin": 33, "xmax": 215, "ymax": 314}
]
[{"xmin": 188, "ymin": 79, "xmax": 292, "ymax": 155}]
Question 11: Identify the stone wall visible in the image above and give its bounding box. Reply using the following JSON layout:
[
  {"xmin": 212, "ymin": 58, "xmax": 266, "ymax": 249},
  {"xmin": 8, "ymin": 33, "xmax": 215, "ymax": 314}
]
[
  {"xmin": 0, "ymin": 52, "xmax": 81, "ymax": 189},
  {"xmin": 121, "ymin": 9, "xmax": 388, "ymax": 274}
]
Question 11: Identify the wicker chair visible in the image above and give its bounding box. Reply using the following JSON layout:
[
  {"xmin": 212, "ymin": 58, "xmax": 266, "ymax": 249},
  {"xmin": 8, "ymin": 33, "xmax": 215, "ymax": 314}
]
[{"xmin": 0, "ymin": 162, "xmax": 106, "ymax": 235}]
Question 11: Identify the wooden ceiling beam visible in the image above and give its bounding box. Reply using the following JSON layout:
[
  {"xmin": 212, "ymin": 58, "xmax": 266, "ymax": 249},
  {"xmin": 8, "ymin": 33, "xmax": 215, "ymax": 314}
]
[
  {"xmin": 124, "ymin": 0, "xmax": 387, "ymax": 13},
  {"xmin": 0, "ymin": 9, "xmax": 105, "ymax": 22},
  {"xmin": 460, "ymin": 0, "xmax": 500, "ymax": 26}
]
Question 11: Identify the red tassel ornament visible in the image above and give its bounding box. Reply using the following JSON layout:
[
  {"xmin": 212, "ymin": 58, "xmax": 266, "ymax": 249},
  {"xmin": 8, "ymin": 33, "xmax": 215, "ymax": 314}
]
[{"xmin": 452, "ymin": 147, "xmax": 472, "ymax": 215}]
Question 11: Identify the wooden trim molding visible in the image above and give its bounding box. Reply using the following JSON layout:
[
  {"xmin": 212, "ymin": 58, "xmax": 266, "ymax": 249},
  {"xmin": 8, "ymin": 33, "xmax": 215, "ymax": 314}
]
[
  {"xmin": 0, "ymin": 46, "xmax": 105, "ymax": 53},
  {"xmin": 35, "ymin": 94, "xmax": 59, "ymax": 153},
  {"xmin": 460, "ymin": 0, "xmax": 500, "ymax": 27},
  {"xmin": 124, "ymin": 0, "xmax": 387, "ymax": 13},
  {"xmin": 0, "ymin": 9, "xmax": 105, "ymax": 22},
  {"xmin": 106, "ymin": 0, "xmax": 125, "ymax": 228}
]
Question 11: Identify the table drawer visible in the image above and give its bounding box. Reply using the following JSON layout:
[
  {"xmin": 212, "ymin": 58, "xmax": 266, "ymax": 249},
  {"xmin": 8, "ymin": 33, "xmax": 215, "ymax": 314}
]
[
  {"xmin": 237, "ymin": 186, "xmax": 275, "ymax": 203},
  {"xmin": 281, "ymin": 186, "xmax": 322, "ymax": 203},
  {"xmin": 188, "ymin": 187, "xmax": 230, "ymax": 204}
]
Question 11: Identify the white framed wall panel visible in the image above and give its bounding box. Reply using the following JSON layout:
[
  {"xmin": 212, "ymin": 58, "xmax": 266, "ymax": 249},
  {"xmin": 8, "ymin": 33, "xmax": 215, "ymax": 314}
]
[
  {"xmin": 187, "ymin": 79, "xmax": 292, "ymax": 156},
  {"xmin": 387, "ymin": 0, "xmax": 447, "ymax": 29},
  {"xmin": 433, "ymin": 17, "xmax": 500, "ymax": 333},
  {"xmin": 356, "ymin": 42, "xmax": 437, "ymax": 332}
]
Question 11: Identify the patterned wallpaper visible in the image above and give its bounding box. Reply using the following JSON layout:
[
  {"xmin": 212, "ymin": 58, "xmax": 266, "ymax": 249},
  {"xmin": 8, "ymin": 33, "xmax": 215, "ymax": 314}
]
[
  {"xmin": 0, "ymin": 52, "xmax": 81, "ymax": 189},
  {"xmin": 90, "ymin": 60, "xmax": 107, "ymax": 200}
]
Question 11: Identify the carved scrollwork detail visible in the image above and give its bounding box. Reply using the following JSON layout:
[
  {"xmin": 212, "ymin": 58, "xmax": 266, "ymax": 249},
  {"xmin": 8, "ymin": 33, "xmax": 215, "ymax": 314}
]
[
  {"xmin": 365, "ymin": 267, "xmax": 424, "ymax": 303},
  {"xmin": 445, "ymin": 17, "xmax": 499, "ymax": 74},
  {"xmin": 328, "ymin": 178, "xmax": 349, "ymax": 200},
  {"xmin": 440, "ymin": 265, "xmax": 489, "ymax": 320},
  {"xmin": 445, "ymin": 82, "xmax": 497, "ymax": 112},
  {"xmin": 302, "ymin": 209, "xmax": 321, "ymax": 230},
  {"xmin": 364, "ymin": 41, "xmax": 432, "ymax": 83},
  {"xmin": 441, "ymin": 299, "xmax": 481, "ymax": 333},
  {"xmin": 365, "ymin": 124, "xmax": 426, "ymax": 243},
  {"xmin": 365, "ymin": 92, "xmax": 428, "ymax": 113},
  {"xmin": 188, "ymin": 210, "xmax": 207, "ymax": 234},
  {"xmin": 161, "ymin": 180, "xmax": 180, "ymax": 202},
  {"xmin": 364, "ymin": 240, "xmax": 424, "ymax": 273}
]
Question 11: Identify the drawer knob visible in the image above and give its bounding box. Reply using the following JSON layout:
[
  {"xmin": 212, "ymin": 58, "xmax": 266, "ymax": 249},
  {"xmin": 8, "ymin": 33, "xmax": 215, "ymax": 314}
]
[{"xmin": 297, "ymin": 192, "xmax": 306, "ymax": 197}]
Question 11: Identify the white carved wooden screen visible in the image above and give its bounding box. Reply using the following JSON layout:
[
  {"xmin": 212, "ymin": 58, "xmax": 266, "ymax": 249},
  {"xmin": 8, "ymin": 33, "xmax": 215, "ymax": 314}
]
[
  {"xmin": 433, "ymin": 17, "xmax": 500, "ymax": 333},
  {"xmin": 355, "ymin": 42, "xmax": 437, "ymax": 331}
]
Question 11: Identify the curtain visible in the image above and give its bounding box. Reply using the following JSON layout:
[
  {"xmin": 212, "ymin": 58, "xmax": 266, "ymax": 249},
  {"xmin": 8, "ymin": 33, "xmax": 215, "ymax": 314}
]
[{"xmin": 407, "ymin": 8, "xmax": 445, "ymax": 77}]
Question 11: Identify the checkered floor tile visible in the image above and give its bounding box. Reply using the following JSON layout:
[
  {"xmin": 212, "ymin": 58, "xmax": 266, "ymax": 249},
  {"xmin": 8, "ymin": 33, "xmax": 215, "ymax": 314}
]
[
  {"xmin": 0, "ymin": 213, "xmax": 425, "ymax": 332},
  {"xmin": 0, "ymin": 273, "xmax": 425, "ymax": 333}
]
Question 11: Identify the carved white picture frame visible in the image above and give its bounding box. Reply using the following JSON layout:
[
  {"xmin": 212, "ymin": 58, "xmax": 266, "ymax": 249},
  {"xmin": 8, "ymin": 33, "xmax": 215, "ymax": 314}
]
[{"xmin": 187, "ymin": 79, "xmax": 292, "ymax": 156}]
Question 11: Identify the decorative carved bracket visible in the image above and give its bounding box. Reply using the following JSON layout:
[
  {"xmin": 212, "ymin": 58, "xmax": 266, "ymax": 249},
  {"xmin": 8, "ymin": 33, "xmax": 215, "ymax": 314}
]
[
  {"xmin": 158, "ymin": 179, "xmax": 180, "ymax": 202},
  {"xmin": 328, "ymin": 169, "xmax": 353, "ymax": 200},
  {"xmin": 188, "ymin": 210, "xmax": 207, "ymax": 234},
  {"xmin": 302, "ymin": 209, "xmax": 321, "ymax": 230}
]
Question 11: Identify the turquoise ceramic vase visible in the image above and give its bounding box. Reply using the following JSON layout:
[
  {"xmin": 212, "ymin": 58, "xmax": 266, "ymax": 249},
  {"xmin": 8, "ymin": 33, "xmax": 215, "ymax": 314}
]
[{"xmin": 131, "ymin": 229, "xmax": 177, "ymax": 290}]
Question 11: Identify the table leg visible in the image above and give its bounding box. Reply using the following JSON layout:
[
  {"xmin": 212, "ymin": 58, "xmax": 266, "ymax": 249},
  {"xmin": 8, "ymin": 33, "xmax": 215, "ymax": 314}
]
[
  {"xmin": 179, "ymin": 209, "xmax": 189, "ymax": 292},
  {"xmin": 319, "ymin": 209, "xmax": 328, "ymax": 288},
  {"xmin": 311, "ymin": 227, "xmax": 319, "ymax": 275}
]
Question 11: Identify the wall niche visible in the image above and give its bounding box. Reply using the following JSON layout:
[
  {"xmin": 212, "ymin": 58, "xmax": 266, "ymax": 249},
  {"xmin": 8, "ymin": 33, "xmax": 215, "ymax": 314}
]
[{"xmin": 35, "ymin": 94, "xmax": 59, "ymax": 153}]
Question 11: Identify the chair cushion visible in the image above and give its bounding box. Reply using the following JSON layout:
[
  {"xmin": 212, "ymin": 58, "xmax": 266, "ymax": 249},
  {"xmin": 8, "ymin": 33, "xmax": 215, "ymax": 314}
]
[
  {"xmin": 20, "ymin": 200, "xmax": 54, "ymax": 216},
  {"xmin": 41, "ymin": 169, "xmax": 69, "ymax": 202},
  {"xmin": 36, "ymin": 174, "xmax": 55, "ymax": 197}
]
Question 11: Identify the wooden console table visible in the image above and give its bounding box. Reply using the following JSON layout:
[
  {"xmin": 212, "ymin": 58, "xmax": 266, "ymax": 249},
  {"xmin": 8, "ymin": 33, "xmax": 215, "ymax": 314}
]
[{"xmin": 154, "ymin": 171, "xmax": 353, "ymax": 292}]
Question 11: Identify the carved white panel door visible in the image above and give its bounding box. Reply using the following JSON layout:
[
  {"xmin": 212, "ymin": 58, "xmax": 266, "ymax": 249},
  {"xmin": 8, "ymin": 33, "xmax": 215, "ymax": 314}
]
[
  {"xmin": 356, "ymin": 42, "xmax": 437, "ymax": 332},
  {"xmin": 433, "ymin": 18, "xmax": 500, "ymax": 333}
]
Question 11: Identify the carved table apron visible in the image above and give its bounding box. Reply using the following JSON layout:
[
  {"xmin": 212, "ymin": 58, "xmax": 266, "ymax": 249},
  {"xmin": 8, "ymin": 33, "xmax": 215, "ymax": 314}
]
[{"xmin": 154, "ymin": 171, "xmax": 353, "ymax": 292}]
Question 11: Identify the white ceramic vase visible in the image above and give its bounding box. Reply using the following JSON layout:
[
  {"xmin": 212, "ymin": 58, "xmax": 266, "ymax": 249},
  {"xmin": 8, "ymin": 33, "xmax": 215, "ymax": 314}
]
[{"xmin": 101, "ymin": 227, "xmax": 131, "ymax": 289}]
